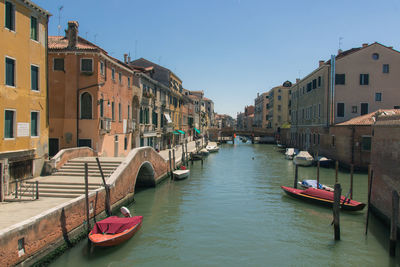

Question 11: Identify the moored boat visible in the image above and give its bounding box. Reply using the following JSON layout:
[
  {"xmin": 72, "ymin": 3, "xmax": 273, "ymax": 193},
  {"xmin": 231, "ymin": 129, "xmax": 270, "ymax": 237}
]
[
  {"xmin": 293, "ymin": 151, "xmax": 313, "ymax": 166},
  {"xmin": 281, "ymin": 186, "xmax": 365, "ymax": 211},
  {"xmin": 200, "ymin": 148, "xmax": 209, "ymax": 156},
  {"xmin": 206, "ymin": 145, "xmax": 220, "ymax": 153},
  {"xmin": 285, "ymin": 148, "xmax": 298, "ymax": 160},
  {"xmin": 316, "ymin": 156, "xmax": 334, "ymax": 168},
  {"xmin": 173, "ymin": 169, "xmax": 190, "ymax": 180},
  {"xmin": 298, "ymin": 179, "xmax": 334, "ymax": 191},
  {"xmin": 89, "ymin": 207, "xmax": 143, "ymax": 247}
]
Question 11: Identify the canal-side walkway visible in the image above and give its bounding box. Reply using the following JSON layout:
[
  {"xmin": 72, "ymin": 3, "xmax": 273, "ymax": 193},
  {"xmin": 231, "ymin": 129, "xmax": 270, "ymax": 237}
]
[{"xmin": 0, "ymin": 140, "xmax": 205, "ymax": 231}]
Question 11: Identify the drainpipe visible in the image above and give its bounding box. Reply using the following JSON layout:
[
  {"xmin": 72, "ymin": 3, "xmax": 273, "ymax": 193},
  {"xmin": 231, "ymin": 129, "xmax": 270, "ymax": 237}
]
[{"xmin": 76, "ymin": 82, "xmax": 105, "ymax": 146}]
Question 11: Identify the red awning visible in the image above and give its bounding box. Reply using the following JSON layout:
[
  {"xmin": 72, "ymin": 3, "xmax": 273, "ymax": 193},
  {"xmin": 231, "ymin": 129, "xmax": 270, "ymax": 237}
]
[{"xmin": 91, "ymin": 216, "xmax": 143, "ymax": 234}]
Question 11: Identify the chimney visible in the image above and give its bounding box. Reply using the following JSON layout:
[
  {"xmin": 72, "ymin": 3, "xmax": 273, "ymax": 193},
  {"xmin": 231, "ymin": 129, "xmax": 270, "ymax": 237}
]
[
  {"xmin": 128, "ymin": 56, "xmax": 131, "ymax": 62},
  {"xmin": 337, "ymin": 49, "xmax": 343, "ymax": 55},
  {"xmin": 296, "ymin": 78, "xmax": 300, "ymax": 83},
  {"xmin": 124, "ymin": 53, "xmax": 128, "ymax": 63},
  {"xmin": 362, "ymin": 43, "xmax": 368, "ymax": 48},
  {"xmin": 66, "ymin": 21, "xmax": 79, "ymax": 49},
  {"xmin": 319, "ymin": 60, "xmax": 325, "ymax": 67}
]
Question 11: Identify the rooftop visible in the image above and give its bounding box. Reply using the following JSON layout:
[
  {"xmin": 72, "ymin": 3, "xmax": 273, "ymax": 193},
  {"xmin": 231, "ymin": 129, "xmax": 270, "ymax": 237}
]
[{"xmin": 336, "ymin": 109, "xmax": 400, "ymax": 126}]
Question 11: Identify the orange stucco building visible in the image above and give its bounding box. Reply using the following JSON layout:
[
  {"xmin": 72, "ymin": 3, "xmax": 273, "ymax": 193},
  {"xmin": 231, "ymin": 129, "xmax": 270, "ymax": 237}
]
[{"xmin": 48, "ymin": 21, "xmax": 141, "ymax": 157}]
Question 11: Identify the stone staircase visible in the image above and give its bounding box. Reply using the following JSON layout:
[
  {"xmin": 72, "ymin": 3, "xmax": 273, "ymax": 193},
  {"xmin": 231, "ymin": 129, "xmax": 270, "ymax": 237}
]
[{"xmin": 7, "ymin": 157, "xmax": 123, "ymax": 200}]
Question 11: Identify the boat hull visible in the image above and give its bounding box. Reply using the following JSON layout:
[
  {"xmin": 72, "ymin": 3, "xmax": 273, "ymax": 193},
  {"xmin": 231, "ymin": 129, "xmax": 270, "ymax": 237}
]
[
  {"xmin": 173, "ymin": 169, "xmax": 190, "ymax": 180},
  {"xmin": 293, "ymin": 158, "xmax": 313, "ymax": 166},
  {"xmin": 281, "ymin": 186, "xmax": 365, "ymax": 211},
  {"xmin": 89, "ymin": 220, "xmax": 142, "ymax": 247}
]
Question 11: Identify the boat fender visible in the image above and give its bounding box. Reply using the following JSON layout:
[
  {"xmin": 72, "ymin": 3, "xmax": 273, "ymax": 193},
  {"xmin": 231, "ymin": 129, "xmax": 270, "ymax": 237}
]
[{"xmin": 121, "ymin": 206, "xmax": 132, "ymax": 217}]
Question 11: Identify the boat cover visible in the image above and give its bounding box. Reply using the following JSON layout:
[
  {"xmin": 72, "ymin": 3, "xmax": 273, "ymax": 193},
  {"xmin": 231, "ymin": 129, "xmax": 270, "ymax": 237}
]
[
  {"xmin": 92, "ymin": 216, "xmax": 142, "ymax": 234},
  {"xmin": 301, "ymin": 180, "xmax": 322, "ymax": 189}
]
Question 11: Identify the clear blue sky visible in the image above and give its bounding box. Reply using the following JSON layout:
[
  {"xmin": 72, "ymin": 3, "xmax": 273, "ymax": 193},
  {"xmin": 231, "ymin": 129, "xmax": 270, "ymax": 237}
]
[{"xmin": 35, "ymin": 0, "xmax": 400, "ymax": 117}]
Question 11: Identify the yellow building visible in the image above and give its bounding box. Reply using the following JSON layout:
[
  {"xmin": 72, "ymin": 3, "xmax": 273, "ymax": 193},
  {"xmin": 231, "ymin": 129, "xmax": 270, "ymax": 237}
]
[
  {"xmin": 266, "ymin": 81, "xmax": 292, "ymax": 131},
  {"xmin": 0, "ymin": 0, "xmax": 50, "ymax": 199}
]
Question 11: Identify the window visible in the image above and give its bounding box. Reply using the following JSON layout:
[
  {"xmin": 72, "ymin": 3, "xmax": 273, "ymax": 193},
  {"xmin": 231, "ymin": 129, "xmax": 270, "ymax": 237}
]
[
  {"xmin": 30, "ymin": 16, "xmax": 38, "ymax": 41},
  {"xmin": 128, "ymin": 77, "xmax": 131, "ymax": 87},
  {"xmin": 372, "ymin": 53, "xmax": 379, "ymax": 60},
  {"xmin": 128, "ymin": 105, "xmax": 130, "ymax": 119},
  {"xmin": 5, "ymin": 57, "xmax": 15, "ymax": 86},
  {"xmin": 337, "ymin": 103, "xmax": 344, "ymax": 117},
  {"xmin": 307, "ymin": 83, "xmax": 312, "ymax": 92},
  {"xmin": 112, "ymin": 68, "xmax": 115, "ymax": 80},
  {"xmin": 361, "ymin": 136, "xmax": 372, "ymax": 151},
  {"xmin": 100, "ymin": 61, "xmax": 104, "ymax": 75},
  {"xmin": 383, "ymin": 64, "xmax": 389, "ymax": 73},
  {"xmin": 111, "ymin": 102, "xmax": 115, "ymax": 121},
  {"xmin": 5, "ymin": 1, "xmax": 15, "ymax": 31},
  {"xmin": 124, "ymin": 137, "xmax": 128, "ymax": 150},
  {"xmin": 312, "ymin": 79, "xmax": 317, "ymax": 89},
  {"xmin": 361, "ymin": 103, "xmax": 368, "ymax": 115},
  {"xmin": 375, "ymin": 93, "xmax": 382, "ymax": 102},
  {"xmin": 360, "ymin": 74, "xmax": 369, "ymax": 85},
  {"xmin": 80, "ymin": 92, "xmax": 92, "ymax": 119},
  {"xmin": 118, "ymin": 72, "xmax": 122, "ymax": 84},
  {"xmin": 278, "ymin": 105, "xmax": 281, "ymax": 111},
  {"xmin": 53, "ymin": 58, "xmax": 64, "ymax": 71},
  {"xmin": 352, "ymin": 106, "xmax": 357, "ymax": 113},
  {"xmin": 118, "ymin": 103, "xmax": 122, "ymax": 122},
  {"xmin": 81, "ymin": 59, "xmax": 93, "ymax": 72},
  {"xmin": 99, "ymin": 99, "xmax": 104, "ymax": 117},
  {"xmin": 335, "ymin": 74, "xmax": 345, "ymax": 85},
  {"xmin": 278, "ymin": 95, "xmax": 281, "ymax": 100},
  {"xmin": 318, "ymin": 104, "xmax": 321, "ymax": 117},
  {"xmin": 4, "ymin": 110, "xmax": 15, "ymax": 138},
  {"xmin": 331, "ymin": 135, "xmax": 335, "ymax": 147},
  {"xmin": 318, "ymin": 76, "xmax": 321, "ymax": 87},
  {"xmin": 31, "ymin": 65, "xmax": 39, "ymax": 91},
  {"xmin": 31, "ymin": 111, "xmax": 39, "ymax": 137}
]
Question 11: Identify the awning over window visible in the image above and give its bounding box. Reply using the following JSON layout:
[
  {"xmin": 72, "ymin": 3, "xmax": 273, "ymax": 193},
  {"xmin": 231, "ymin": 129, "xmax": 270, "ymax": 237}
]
[
  {"xmin": 164, "ymin": 113, "xmax": 172, "ymax": 123},
  {"xmin": 172, "ymin": 131, "xmax": 180, "ymax": 135},
  {"xmin": 194, "ymin": 127, "xmax": 201, "ymax": 134},
  {"xmin": 177, "ymin": 130, "xmax": 185, "ymax": 134}
]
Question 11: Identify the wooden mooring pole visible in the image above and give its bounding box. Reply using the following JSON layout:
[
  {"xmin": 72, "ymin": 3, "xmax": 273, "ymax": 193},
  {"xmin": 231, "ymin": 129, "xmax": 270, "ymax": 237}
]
[
  {"xmin": 185, "ymin": 139, "xmax": 189, "ymax": 167},
  {"xmin": 96, "ymin": 157, "xmax": 111, "ymax": 216},
  {"xmin": 335, "ymin": 160, "xmax": 339, "ymax": 184},
  {"xmin": 172, "ymin": 149, "xmax": 176, "ymax": 170},
  {"xmin": 390, "ymin": 190, "xmax": 399, "ymax": 257},
  {"xmin": 365, "ymin": 165, "xmax": 373, "ymax": 235},
  {"xmin": 317, "ymin": 161, "xmax": 320, "ymax": 188},
  {"xmin": 169, "ymin": 150, "xmax": 173, "ymax": 179},
  {"xmin": 84, "ymin": 163, "xmax": 90, "ymax": 233},
  {"xmin": 333, "ymin": 183, "xmax": 341, "ymax": 241},
  {"xmin": 294, "ymin": 164, "xmax": 298, "ymax": 188},
  {"xmin": 350, "ymin": 164, "xmax": 354, "ymax": 199}
]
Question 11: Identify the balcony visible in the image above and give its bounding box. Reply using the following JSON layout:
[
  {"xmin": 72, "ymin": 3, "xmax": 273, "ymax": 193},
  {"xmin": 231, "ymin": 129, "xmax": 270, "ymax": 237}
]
[{"xmin": 99, "ymin": 118, "xmax": 112, "ymax": 134}]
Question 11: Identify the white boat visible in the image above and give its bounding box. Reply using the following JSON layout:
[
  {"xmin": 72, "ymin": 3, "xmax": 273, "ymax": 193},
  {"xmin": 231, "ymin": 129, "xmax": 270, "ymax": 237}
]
[
  {"xmin": 293, "ymin": 151, "xmax": 314, "ymax": 166},
  {"xmin": 285, "ymin": 148, "xmax": 298, "ymax": 160},
  {"xmin": 173, "ymin": 169, "xmax": 190, "ymax": 180},
  {"xmin": 206, "ymin": 145, "xmax": 220, "ymax": 153},
  {"xmin": 200, "ymin": 148, "xmax": 209, "ymax": 156},
  {"xmin": 298, "ymin": 179, "xmax": 334, "ymax": 191}
]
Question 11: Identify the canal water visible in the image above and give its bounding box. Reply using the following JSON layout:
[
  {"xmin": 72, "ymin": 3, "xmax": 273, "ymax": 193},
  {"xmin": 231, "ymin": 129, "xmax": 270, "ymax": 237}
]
[{"xmin": 50, "ymin": 142, "xmax": 399, "ymax": 266}]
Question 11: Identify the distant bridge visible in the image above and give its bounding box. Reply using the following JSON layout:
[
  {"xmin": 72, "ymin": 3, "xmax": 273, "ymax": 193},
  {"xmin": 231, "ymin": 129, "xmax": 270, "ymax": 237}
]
[{"xmin": 208, "ymin": 127, "xmax": 276, "ymax": 143}]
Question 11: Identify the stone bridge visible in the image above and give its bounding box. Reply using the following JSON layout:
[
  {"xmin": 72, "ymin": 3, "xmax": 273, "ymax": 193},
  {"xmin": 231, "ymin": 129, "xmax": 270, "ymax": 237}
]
[
  {"xmin": 208, "ymin": 127, "xmax": 276, "ymax": 143},
  {"xmin": 0, "ymin": 146, "xmax": 172, "ymax": 267}
]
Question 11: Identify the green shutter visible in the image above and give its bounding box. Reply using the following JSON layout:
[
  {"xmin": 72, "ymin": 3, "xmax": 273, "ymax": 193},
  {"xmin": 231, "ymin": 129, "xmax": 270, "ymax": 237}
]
[
  {"xmin": 31, "ymin": 17, "xmax": 38, "ymax": 40},
  {"xmin": 31, "ymin": 66, "xmax": 38, "ymax": 90},
  {"xmin": 112, "ymin": 102, "xmax": 115, "ymax": 121},
  {"xmin": 5, "ymin": 2, "xmax": 14, "ymax": 30},
  {"xmin": 100, "ymin": 99, "xmax": 104, "ymax": 117},
  {"xmin": 31, "ymin": 112, "xmax": 38, "ymax": 136},
  {"xmin": 6, "ymin": 58, "xmax": 15, "ymax": 86},
  {"xmin": 4, "ymin": 110, "xmax": 14, "ymax": 138}
]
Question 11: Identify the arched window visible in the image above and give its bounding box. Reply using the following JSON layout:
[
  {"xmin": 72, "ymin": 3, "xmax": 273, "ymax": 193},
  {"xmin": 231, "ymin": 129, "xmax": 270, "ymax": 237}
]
[{"xmin": 81, "ymin": 92, "xmax": 92, "ymax": 119}]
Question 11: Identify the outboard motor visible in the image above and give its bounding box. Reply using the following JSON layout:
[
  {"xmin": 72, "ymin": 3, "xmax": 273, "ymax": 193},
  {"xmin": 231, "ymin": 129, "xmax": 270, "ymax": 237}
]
[{"xmin": 120, "ymin": 206, "xmax": 132, "ymax": 217}]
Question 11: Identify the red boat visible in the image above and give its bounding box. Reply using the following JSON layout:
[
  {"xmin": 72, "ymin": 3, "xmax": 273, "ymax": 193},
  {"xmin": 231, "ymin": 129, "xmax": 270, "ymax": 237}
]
[
  {"xmin": 281, "ymin": 186, "xmax": 366, "ymax": 211},
  {"xmin": 89, "ymin": 215, "xmax": 143, "ymax": 247}
]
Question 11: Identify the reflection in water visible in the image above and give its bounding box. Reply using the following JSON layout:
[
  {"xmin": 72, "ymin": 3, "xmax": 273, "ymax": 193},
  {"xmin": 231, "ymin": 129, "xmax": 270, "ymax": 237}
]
[{"xmin": 50, "ymin": 142, "xmax": 400, "ymax": 267}]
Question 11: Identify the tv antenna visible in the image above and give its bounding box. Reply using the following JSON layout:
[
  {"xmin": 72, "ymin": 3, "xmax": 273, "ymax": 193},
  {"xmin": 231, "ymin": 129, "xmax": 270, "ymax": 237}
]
[
  {"xmin": 339, "ymin": 37, "xmax": 344, "ymax": 50},
  {"xmin": 57, "ymin": 6, "xmax": 63, "ymax": 36}
]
